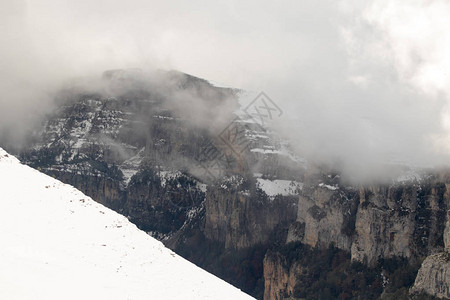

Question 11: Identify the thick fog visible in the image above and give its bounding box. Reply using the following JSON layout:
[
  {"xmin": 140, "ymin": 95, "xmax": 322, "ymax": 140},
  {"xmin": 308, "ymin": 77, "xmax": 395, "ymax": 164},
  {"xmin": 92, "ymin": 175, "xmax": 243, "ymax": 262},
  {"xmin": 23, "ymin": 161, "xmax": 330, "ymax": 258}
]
[{"xmin": 1, "ymin": 0, "xmax": 449, "ymax": 180}]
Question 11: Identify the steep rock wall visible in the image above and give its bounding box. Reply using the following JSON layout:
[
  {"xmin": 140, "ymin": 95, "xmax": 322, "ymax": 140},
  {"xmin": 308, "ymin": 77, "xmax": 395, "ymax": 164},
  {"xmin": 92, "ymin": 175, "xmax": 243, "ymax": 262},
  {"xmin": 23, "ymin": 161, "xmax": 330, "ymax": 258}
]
[
  {"xmin": 411, "ymin": 252, "xmax": 450, "ymax": 298},
  {"xmin": 287, "ymin": 181, "xmax": 448, "ymax": 266},
  {"xmin": 263, "ymin": 252, "xmax": 301, "ymax": 300},
  {"xmin": 204, "ymin": 184, "xmax": 298, "ymax": 249},
  {"xmin": 287, "ymin": 186, "xmax": 357, "ymax": 252}
]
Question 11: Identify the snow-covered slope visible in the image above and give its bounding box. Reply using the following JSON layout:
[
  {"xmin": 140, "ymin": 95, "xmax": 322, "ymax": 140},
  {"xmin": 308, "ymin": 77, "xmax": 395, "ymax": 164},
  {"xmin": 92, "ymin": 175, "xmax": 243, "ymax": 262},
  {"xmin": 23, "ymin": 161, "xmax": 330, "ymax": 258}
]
[{"xmin": 0, "ymin": 148, "xmax": 253, "ymax": 300}]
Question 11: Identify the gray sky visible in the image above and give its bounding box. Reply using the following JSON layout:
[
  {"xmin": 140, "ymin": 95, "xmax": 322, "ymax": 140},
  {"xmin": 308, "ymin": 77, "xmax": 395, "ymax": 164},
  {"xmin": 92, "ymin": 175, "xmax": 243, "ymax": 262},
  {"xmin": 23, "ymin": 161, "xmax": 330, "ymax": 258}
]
[{"xmin": 1, "ymin": 0, "xmax": 450, "ymax": 178}]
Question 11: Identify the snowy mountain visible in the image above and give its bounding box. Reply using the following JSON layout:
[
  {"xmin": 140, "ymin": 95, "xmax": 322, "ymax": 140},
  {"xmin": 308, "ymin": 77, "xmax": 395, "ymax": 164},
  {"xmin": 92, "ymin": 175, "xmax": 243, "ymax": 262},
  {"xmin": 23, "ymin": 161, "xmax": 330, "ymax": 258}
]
[
  {"xmin": 0, "ymin": 147, "xmax": 253, "ymax": 300},
  {"xmin": 4, "ymin": 70, "xmax": 448, "ymax": 299}
]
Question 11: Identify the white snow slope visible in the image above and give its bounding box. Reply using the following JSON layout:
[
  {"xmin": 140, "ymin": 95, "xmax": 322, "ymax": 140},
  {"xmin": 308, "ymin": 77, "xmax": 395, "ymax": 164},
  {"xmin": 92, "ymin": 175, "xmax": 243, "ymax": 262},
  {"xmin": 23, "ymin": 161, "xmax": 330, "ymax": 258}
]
[{"xmin": 0, "ymin": 148, "xmax": 253, "ymax": 300}]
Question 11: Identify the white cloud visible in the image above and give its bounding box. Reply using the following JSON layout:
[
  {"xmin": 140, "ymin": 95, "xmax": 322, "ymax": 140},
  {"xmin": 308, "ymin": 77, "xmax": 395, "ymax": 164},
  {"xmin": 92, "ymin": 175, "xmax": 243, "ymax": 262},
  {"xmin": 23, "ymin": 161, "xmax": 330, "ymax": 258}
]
[{"xmin": 0, "ymin": 0, "xmax": 449, "ymax": 178}]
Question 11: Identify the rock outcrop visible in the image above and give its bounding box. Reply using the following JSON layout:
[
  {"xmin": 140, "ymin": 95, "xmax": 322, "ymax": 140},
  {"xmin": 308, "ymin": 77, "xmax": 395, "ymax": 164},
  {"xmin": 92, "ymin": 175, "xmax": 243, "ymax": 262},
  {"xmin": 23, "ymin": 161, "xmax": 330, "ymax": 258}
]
[
  {"xmin": 352, "ymin": 182, "xmax": 447, "ymax": 265},
  {"xmin": 411, "ymin": 252, "xmax": 450, "ymax": 298},
  {"xmin": 411, "ymin": 200, "xmax": 450, "ymax": 299},
  {"xmin": 263, "ymin": 252, "xmax": 301, "ymax": 300},
  {"xmin": 204, "ymin": 178, "xmax": 298, "ymax": 249},
  {"xmin": 286, "ymin": 180, "xmax": 448, "ymax": 267},
  {"xmin": 288, "ymin": 185, "xmax": 357, "ymax": 252}
]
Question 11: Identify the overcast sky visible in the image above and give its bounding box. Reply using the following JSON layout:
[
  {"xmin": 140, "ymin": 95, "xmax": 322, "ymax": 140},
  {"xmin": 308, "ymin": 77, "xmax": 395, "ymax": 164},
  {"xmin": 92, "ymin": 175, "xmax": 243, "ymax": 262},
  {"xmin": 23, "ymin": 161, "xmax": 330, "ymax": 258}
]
[{"xmin": 1, "ymin": 0, "xmax": 450, "ymax": 178}]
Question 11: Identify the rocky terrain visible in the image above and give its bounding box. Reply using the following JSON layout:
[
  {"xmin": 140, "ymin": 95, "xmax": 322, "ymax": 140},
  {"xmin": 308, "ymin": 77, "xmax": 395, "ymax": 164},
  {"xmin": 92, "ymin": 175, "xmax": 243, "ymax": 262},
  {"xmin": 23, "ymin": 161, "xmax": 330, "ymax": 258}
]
[{"xmin": 6, "ymin": 69, "xmax": 450, "ymax": 299}]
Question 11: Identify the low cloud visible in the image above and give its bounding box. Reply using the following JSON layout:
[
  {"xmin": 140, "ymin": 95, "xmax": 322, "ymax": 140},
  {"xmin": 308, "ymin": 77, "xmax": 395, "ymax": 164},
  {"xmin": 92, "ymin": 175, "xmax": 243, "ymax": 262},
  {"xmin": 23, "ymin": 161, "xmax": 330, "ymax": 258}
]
[{"xmin": 0, "ymin": 0, "xmax": 449, "ymax": 181}]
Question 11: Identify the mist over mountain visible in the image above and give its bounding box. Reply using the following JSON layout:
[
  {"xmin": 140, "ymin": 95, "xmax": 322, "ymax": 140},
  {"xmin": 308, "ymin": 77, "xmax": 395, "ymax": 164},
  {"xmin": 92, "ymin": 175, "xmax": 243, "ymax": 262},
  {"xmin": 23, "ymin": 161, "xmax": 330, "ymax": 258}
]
[{"xmin": 1, "ymin": 1, "xmax": 450, "ymax": 182}]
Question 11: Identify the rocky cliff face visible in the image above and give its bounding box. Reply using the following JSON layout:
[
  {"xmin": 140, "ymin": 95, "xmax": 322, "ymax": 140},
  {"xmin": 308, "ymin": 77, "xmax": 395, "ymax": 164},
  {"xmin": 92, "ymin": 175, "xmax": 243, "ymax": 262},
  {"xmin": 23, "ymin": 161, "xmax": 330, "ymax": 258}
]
[
  {"xmin": 204, "ymin": 177, "xmax": 298, "ymax": 249},
  {"xmin": 263, "ymin": 252, "xmax": 302, "ymax": 300},
  {"xmin": 411, "ymin": 190, "xmax": 450, "ymax": 299},
  {"xmin": 267, "ymin": 174, "xmax": 449, "ymax": 299},
  {"xmin": 412, "ymin": 252, "xmax": 450, "ymax": 298},
  {"xmin": 286, "ymin": 178, "xmax": 448, "ymax": 266},
  {"xmin": 352, "ymin": 182, "xmax": 447, "ymax": 265},
  {"xmin": 287, "ymin": 185, "xmax": 357, "ymax": 252}
]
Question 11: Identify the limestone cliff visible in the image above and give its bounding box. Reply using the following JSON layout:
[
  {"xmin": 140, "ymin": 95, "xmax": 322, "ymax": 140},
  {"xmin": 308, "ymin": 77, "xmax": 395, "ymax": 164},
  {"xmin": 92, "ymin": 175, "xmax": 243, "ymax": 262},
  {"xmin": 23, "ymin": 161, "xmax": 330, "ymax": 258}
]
[
  {"xmin": 286, "ymin": 179, "xmax": 448, "ymax": 267},
  {"xmin": 287, "ymin": 185, "xmax": 357, "ymax": 252},
  {"xmin": 263, "ymin": 252, "xmax": 301, "ymax": 300},
  {"xmin": 411, "ymin": 252, "xmax": 450, "ymax": 298},
  {"xmin": 204, "ymin": 177, "xmax": 298, "ymax": 249},
  {"xmin": 352, "ymin": 182, "xmax": 447, "ymax": 265},
  {"xmin": 411, "ymin": 193, "xmax": 450, "ymax": 299}
]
